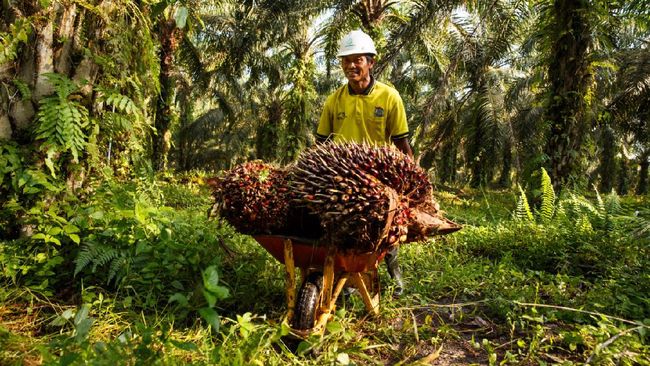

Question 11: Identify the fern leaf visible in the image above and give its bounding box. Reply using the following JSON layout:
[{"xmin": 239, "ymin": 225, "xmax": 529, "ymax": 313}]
[
  {"xmin": 539, "ymin": 168, "xmax": 555, "ymax": 222},
  {"xmin": 594, "ymin": 188, "xmax": 605, "ymax": 217},
  {"xmin": 108, "ymin": 256, "xmax": 132, "ymax": 284},
  {"xmin": 604, "ymin": 191, "xmax": 621, "ymax": 215},
  {"xmin": 94, "ymin": 246, "xmax": 119, "ymax": 271},
  {"xmin": 35, "ymin": 74, "xmax": 89, "ymax": 165},
  {"xmin": 74, "ymin": 242, "xmax": 119, "ymax": 278},
  {"xmin": 74, "ymin": 244, "xmax": 95, "ymax": 276},
  {"xmin": 599, "ymin": 189, "xmax": 621, "ymax": 233},
  {"xmin": 515, "ymin": 185, "xmax": 534, "ymax": 222},
  {"xmin": 562, "ymin": 193, "xmax": 599, "ymax": 221}
]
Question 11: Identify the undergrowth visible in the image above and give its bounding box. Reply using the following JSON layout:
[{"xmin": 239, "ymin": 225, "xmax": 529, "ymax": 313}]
[{"xmin": 1, "ymin": 174, "xmax": 649, "ymax": 365}]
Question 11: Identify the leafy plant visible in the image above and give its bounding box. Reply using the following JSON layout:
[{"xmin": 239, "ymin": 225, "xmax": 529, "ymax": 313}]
[
  {"xmin": 0, "ymin": 18, "xmax": 31, "ymax": 65},
  {"xmin": 34, "ymin": 73, "xmax": 90, "ymax": 175},
  {"xmin": 539, "ymin": 168, "xmax": 556, "ymax": 222},
  {"xmin": 515, "ymin": 184, "xmax": 534, "ymax": 222},
  {"xmin": 515, "ymin": 168, "xmax": 556, "ymax": 223},
  {"xmin": 0, "ymin": 142, "xmax": 23, "ymax": 193},
  {"xmin": 197, "ymin": 265, "xmax": 230, "ymax": 332}
]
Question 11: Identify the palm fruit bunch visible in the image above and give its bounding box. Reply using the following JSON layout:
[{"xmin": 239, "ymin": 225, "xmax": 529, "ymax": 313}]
[
  {"xmin": 208, "ymin": 143, "xmax": 460, "ymax": 250},
  {"xmin": 209, "ymin": 161, "xmax": 289, "ymax": 234},
  {"xmin": 319, "ymin": 142, "xmax": 434, "ymax": 205},
  {"xmin": 288, "ymin": 142, "xmax": 438, "ymax": 251}
]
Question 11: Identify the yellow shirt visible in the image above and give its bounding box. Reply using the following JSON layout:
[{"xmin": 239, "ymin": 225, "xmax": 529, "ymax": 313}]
[{"xmin": 316, "ymin": 80, "xmax": 409, "ymax": 144}]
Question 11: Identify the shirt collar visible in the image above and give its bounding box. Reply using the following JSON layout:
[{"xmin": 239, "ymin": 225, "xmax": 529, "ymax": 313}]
[{"xmin": 348, "ymin": 77, "xmax": 375, "ymax": 95}]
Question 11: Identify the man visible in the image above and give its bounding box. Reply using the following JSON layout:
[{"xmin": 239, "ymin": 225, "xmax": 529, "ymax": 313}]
[{"xmin": 316, "ymin": 30, "xmax": 413, "ymax": 297}]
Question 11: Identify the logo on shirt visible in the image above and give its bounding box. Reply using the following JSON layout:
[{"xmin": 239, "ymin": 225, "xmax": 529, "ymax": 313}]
[
  {"xmin": 337, "ymin": 112, "xmax": 346, "ymax": 120},
  {"xmin": 374, "ymin": 107, "xmax": 384, "ymax": 117}
]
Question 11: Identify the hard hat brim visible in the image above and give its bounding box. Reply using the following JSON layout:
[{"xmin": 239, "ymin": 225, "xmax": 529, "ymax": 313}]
[{"xmin": 336, "ymin": 50, "xmax": 377, "ymax": 57}]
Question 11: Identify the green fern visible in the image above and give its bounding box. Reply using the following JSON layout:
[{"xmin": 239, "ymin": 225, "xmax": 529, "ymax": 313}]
[
  {"xmin": 515, "ymin": 184, "xmax": 534, "ymax": 222},
  {"xmin": 629, "ymin": 209, "xmax": 650, "ymax": 241},
  {"xmin": 13, "ymin": 79, "xmax": 31, "ymax": 101},
  {"xmin": 104, "ymin": 93, "xmax": 139, "ymax": 115},
  {"xmin": 594, "ymin": 188, "xmax": 620, "ymax": 233},
  {"xmin": 97, "ymin": 86, "xmax": 142, "ymax": 117},
  {"xmin": 74, "ymin": 242, "xmax": 120, "ymax": 280},
  {"xmin": 595, "ymin": 188, "xmax": 605, "ymax": 213},
  {"xmin": 603, "ymin": 191, "xmax": 621, "ymax": 215},
  {"xmin": 107, "ymin": 256, "xmax": 132, "ymax": 284},
  {"xmin": 561, "ymin": 193, "xmax": 600, "ymax": 221},
  {"xmin": 35, "ymin": 73, "xmax": 90, "ymax": 169},
  {"xmin": 539, "ymin": 168, "xmax": 556, "ymax": 222}
]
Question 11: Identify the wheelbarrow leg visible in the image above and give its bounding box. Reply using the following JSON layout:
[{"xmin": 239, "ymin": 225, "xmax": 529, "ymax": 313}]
[
  {"xmin": 321, "ymin": 245, "xmax": 349, "ymax": 311},
  {"xmin": 321, "ymin": 245, "xmax": 336, "ymax": 307},
  {"xmin": 350, "ymin": 271, "xmax": 380, "ymax": 315},
  {"xmin": 327, "ymin": 274, "xmax": 349, "ymax": 310},
  {"xmin": 283, "ymin": 239, "xmax": 296, "ymax": 323},
  {"xmin": 312, "ymin": 245, "xmax": 337, "ymax": 331}
]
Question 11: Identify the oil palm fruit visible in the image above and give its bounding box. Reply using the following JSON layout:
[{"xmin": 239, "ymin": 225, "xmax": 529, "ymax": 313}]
[
  {"xmin": 293, "ymin": 142, "xmax": 433, "ymax": 205},
  {"xmin": 209, "ymin": 143, "xmax": 460, "ymax": 250},
  {"xmin": 288, "ymin": 142, "xmax": 437, "ymax": 251},
  {"xmin": 209, "ymin": 161, "xmax": 289, "ymax": 234}
]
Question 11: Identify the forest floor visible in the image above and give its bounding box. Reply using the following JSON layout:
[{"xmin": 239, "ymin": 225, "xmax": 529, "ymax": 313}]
[{"xmin": 1, "ymin": 183, "xmax": 648, "ymax": 365}]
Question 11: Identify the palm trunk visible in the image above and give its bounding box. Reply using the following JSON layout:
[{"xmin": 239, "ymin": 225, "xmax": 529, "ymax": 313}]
[
  {"xmin": 5, "ymin": 3, "xmax": 83, "ymax": 138},
  {"xmin": 54, "ymin": 3, "xmax": 78, "ymax": 75},
  {"xmin": 598, "ymin": 125, "xmax": 616, "ymax": 193},
  {"xmin": 440, "ymin": 141, "xmax": 457, "ymax": 184},
  {"xmin": 33, "ymin": 8, "xmax": 55, "ymax": 100},
  {"xmin": 256, "ymin": 99, "xmax": 283, "ymax": 161},
  {"xmin": 498, "ymin": 138, "xmax": 512, "ymax": 188},
  {"xmin": 173, "ymin": 88, "xmax": 193, "ymax": 171},
  {"xmin": 636, "ymin": 151, "xmax": 649, "ymax": 195},
  {"xmin": 468, "ymin": 102, "xmax": 485, "ymax": 188},
  {"xmin": 617, "ymin": 156, "xmax": 630, "ymax": 195},
  {"xmin": 543, "ymin": 0, "xmax": 593, "ymax": 190},
  {"xmin": 285, "ymin": 49, "xmax": 315, "ymax": 162},
  {"xmin": 152, "ymin": 18, "xmax": 181, "ymax": 171}
]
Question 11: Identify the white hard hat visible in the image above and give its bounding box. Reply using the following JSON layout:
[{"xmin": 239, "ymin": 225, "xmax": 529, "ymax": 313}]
[{"xmin": 336, "ymin": 30, "xmax": 377, "ymax": 57}]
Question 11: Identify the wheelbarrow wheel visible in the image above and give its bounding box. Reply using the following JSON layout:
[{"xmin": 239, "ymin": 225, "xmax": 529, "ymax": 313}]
[{"xmin": 293, "ymin": 272, "xmax": 323, "ymax": 330}]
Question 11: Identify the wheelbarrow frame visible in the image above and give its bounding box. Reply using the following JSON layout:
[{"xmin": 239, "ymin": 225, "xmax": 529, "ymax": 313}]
[{"xmin": 253, "ymin": 235, "xmax": 388, "ymax": 338}]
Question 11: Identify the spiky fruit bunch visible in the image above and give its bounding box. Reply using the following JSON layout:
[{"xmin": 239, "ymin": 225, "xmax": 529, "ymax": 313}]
[
  {"xmin": 208, "ymin": 143, "xmax": 460, "ymax": 251},
  {"xmin": 289, "ymin": 142, "xmax": 433, "ymax": 251},
  {"xmin": 310, "ymin": 143, "xmax": 434, "ymax": 205},
  {"xmin": 210, "ymin": 161, "xmax": 289, "ymax": 234}
]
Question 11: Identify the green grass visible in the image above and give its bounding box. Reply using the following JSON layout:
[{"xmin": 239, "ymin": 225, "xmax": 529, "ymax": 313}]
[{"xmin": 1, "ymin": 182, "xmax": 649, "ymax": 365}]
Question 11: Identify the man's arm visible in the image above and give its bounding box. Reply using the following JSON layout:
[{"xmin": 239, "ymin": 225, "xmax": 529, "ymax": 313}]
[
  {"xmin": 387, "ymin": 92, "xmax": 412, "ymax": 158},
  {"xmin": 393, "ymin": 137, "xmax": 413, "ymax": 159},
  {"xmin": 316, "ymin": 95, "xmax": 334, "ymax": 143}
]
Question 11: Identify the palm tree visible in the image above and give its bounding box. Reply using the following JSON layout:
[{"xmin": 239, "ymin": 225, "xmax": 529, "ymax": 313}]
[
  {"xmin": 1, "ymin": 0, "xmax": 158, "ymax": 171},
  {"xmin": 407, "ymin": 1, "xmax": 525, "ymax": 187},
  {"xmin": 609, "ymin": 47, "xmax": 650, "ymax": 194},
  {"xmin": 170, "ymin": 1, "xmax": 330, "ymax": 168},
  {"xmin": 151, "ymin": 1, "xmax": 213, "ymax": 171},
  {"xmin": 0, "ymin": 0, "xmax": 159, "ymax": 237},
  {"xmin": 537, "ymin": 0, "xmax": 595, "ymax": 189}
]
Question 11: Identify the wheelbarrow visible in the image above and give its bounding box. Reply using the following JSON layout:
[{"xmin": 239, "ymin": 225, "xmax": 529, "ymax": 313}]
[
  {"xmin": 253, "ymin": 235, "xmax": 388, "ymax": 338},
  {"xmin": 252, "ymin": 203, "xmax": 461, "ymax": 338}
]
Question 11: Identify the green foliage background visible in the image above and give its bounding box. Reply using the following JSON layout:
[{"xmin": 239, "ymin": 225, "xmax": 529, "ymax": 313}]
[{"xmin": 1, "ymin": 0, "xmax": 649, "ymax": 364}]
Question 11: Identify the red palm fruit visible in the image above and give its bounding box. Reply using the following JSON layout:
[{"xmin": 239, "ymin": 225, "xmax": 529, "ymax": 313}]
[{"xmin": 209, "ymin": 161, "xmax": 289, "ymax": 234}]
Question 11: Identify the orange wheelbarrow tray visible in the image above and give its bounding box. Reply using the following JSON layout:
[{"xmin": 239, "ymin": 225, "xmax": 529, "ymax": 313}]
[{"xmin": 253, "ymin": 235, "xmax": 388, "ymax": 338}]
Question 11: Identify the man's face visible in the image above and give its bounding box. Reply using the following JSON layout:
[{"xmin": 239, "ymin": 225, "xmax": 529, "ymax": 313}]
[{"xmin": 340, "ymin": 54, "xmax": 375, "ymax": 83}]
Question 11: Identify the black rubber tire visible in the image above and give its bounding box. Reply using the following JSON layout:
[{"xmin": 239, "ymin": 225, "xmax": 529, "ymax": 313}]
[{"xmin": 293, "ymin": 272, "xmax": 323, "ymax": 330}]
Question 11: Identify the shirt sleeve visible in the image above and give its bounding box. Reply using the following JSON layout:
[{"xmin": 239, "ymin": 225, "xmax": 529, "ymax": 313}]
[
  {"xmin": 388, "ymin": 91, "xmax": 409, "ymax": 140},
  {"xmin": 316, "ymin": 96, "xmax": 333, "ymax": 142}
]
